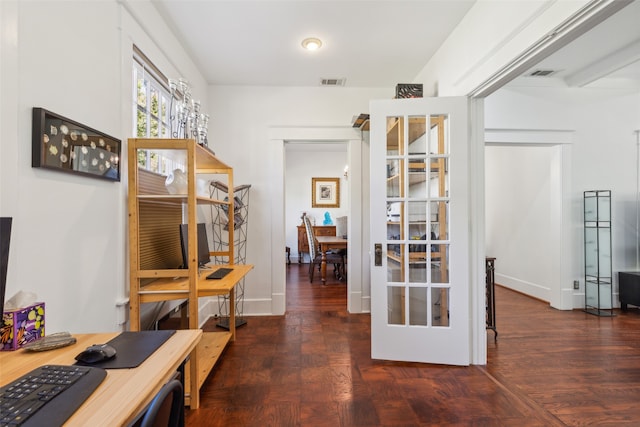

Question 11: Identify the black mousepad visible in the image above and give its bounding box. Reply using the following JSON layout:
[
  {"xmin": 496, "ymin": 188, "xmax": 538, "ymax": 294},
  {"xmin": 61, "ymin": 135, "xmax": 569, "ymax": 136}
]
[{"xmin": 75, "ymin": 330, "xmax": 176, "ymax": 369}]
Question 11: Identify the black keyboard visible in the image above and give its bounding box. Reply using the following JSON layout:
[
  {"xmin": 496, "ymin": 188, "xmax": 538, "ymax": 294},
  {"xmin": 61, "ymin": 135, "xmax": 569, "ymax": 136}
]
[
  {"xmin": 206, "ymin": 267, "xmax": 233, "ymax": 280},
  {"xmin": 0, "ymin": 364, "xmax": 107, "ymax": 427}
]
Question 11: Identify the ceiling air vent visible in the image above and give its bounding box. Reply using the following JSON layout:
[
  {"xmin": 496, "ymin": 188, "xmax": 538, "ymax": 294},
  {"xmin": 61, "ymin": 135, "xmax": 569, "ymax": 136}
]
[
  {"xmin": 528, "ymin": 69, "xmax": 558, "ymax": 77},
  {"xmin": 321, "ymin": 78, "xmax": 346, "ymax": 86}
]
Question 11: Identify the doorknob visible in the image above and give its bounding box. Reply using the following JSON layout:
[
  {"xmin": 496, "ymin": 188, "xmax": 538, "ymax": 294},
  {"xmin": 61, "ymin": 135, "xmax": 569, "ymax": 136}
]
[{"xmin": 374, "ymin": 243, "xmax": 382, "ymax": 266}]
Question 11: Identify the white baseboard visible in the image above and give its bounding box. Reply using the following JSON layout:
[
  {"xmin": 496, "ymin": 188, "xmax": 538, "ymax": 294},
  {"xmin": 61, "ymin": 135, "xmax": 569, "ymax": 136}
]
[{"xmin": 495, "ymin": 273, "xmax": 550, "ymax": 303}]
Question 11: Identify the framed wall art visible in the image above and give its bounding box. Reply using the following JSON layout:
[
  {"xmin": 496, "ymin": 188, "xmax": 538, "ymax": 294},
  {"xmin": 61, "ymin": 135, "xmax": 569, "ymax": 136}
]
[
  {"xmin": 32, "ymin": 107, "xmax": 121, "ymax": 182},
  {"xmin": 312, "ymin": 177, "xmax": 340, "ymax": 208}
]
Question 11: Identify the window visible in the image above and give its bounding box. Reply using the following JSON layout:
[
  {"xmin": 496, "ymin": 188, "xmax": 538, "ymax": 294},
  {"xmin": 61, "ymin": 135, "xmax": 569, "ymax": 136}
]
[{"xmin": 132, "ymin": 47, "xmax": 182, "ymax": 175}]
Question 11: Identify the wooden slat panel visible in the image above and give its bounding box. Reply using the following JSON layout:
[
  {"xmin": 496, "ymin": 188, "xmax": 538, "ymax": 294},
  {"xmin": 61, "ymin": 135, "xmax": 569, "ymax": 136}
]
[
  {"xmin": 137, "ymin": 169, "xmax": 183, "ymax": 270},
  {"xmin": 138, "ymin": 168, "xmax": 171, "ymax": 195},
  {"xmin": 139, "ymin": 202, "xmax": 182, "ymax": 269}
]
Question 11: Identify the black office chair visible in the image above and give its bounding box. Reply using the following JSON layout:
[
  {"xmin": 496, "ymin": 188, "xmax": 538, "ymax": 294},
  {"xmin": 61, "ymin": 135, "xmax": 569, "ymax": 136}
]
[{"xmin": 140, "ymin": 379, "xmax": 184, "ymax": 427}]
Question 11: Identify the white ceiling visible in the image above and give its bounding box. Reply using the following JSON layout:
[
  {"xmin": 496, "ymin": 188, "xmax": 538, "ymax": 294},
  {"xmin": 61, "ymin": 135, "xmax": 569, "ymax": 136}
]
[
  {"xmin": 152, "ymin": 0, "xmax": 475, "ymax": 87},
  {"xmin": 505, "ymin": 1, "xmax": 640, "ymax": 90},
  {"xmin": 152, "ymin": 0, "xmax": 640, "ymax": 90}
]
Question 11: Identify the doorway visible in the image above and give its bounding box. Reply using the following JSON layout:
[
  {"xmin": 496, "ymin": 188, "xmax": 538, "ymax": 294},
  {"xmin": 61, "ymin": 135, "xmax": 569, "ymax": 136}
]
[
  {"xmin": 269, "ymin": 127, "xmax": 367, "ymax": 315},
  {"xmin": 284, "ymin": 141, "xmax": 349, "ymax": 300},
  {"xmin": 284, "ymin": 141, "xmax": 349, "ymax": 265},
  {"xmin": 484, "ymin": 132, "xmax": 573, "ymax": 310}
]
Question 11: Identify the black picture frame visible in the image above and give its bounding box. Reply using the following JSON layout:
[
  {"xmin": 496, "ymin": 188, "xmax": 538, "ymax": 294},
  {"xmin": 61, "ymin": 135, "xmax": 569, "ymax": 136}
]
[{"xmin": 32, "ymin": 107, "xmax": 121, "ymax": 182}]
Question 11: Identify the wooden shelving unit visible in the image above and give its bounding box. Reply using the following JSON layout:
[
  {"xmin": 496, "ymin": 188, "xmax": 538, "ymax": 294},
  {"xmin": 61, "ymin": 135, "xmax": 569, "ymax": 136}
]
[
  {"xmin": 386, "ymin": 116, "xmax": 447, "ymax": 258},
  {"xmin": 127, "ymin": 138, "xmax": 253, "ymax": 409}
]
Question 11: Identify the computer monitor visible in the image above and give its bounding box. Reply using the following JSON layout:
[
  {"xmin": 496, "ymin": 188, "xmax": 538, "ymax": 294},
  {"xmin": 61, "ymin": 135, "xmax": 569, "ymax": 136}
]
[
  {"xmin": 179, "ymin": 223, "xmax": 211, "ymax": 268},
  {"xmin": 1, "ymin": 217, "xmax": 12, "ymax": 316}
]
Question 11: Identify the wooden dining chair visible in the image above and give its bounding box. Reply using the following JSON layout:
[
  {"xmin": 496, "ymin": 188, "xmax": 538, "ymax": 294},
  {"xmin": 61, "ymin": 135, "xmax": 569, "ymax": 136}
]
[{"xmin": 303, "ymin": 216, "xmax": 345, "ymax": 282}]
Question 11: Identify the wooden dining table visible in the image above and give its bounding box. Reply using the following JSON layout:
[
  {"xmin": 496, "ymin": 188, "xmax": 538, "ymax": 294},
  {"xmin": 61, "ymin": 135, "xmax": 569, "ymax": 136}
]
[{"xmin": 315, "ymin": 235, "xmax": 348, "ymax": 284}]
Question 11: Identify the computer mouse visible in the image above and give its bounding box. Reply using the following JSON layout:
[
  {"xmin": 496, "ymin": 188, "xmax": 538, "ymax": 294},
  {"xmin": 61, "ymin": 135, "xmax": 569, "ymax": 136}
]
[{"xmin": 75, "ymin": 344, "xmax": 117, "ymax": 364}]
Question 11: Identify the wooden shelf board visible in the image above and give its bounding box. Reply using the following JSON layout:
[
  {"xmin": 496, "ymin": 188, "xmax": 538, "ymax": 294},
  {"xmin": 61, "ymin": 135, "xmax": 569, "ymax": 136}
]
[
  {"xmin": 196, "ymin": 331, "xmax": 231, "ymax": 389},
  {"xmin": 352, "ymin": 113, "xmax": 370, "ymax": 130},
  {"xmin": 410, "ymin": 252, "xmax": 428, "ymax": 261},
  {"xmin": 386, "ymin": 116, "xmax": 446, "ymax": 150},
  {"xmin": 184, "ymin": 331, "xmax": 232, "ymax": 407},
  {"xmin": 137, "ymin": 264, "xmax": 254, "ymax": 302},
  {"xmin": 386, "ymin": 161, "xmax": 441, "ymax": 185},
  {"xmin": 137, "ymin": 269, "xmax": 189, "ymax": 280},
  {"xmin": 130, "ymin": 138, "xmax": 232, "ymax": 171},
  {"xmin": 139, "ymin": 291, "xmax": 189, "ymax": 304},
  {"xmin": 387, "ymin": 250, "xmax": 442, "ymax": 265},
  {"xmin": 408, "ymin": 161, "xmax": 426, "ymax": 169},
  {"xmin": 197, "ymin": 264, "xmax": 254, "ymax": 296},
  {"xmin": 387, "ymin": 221, "xmax": 428, "ymax": 225},
  {"xmin": 137, "ymin": 194, "xmax": 229, "ymax": 206}
]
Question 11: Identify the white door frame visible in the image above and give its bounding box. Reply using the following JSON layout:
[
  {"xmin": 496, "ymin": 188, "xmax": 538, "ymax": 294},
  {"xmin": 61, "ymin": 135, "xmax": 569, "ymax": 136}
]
[
  {"xmin": 485, "ymin": 129, "xmax": 574, "ymax": 309},
  {"xmin": 269, "ymin": 127, "xmax": 366, "ymax": 314},
  {"xmin": 465, "ymin": 2, "xmax": 626, "ymax": 364}
]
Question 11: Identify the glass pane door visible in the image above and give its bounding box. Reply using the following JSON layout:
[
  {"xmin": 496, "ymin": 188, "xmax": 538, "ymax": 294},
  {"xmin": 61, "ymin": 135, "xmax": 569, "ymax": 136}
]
[
  {"xmin": 370, "ymin": 97, "xmax": 469, "ymax": 365},
  {"xmin": 385, "ymin": 115, "xmax": 449, "ymax": 327}
]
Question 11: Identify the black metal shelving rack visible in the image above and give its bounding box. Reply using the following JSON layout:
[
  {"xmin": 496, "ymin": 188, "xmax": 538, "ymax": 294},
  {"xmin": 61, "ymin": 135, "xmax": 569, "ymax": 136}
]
[
  {"xmin": 210, "ymin": 181, "xmax": 251, "ymax": 328},
  {"xmin": 485, "ymin": 257, "xmax": 497, "ymax": 340},
  {"xmin": 583, "ymin": 190, "xmax": 614, "ymax": 317}
]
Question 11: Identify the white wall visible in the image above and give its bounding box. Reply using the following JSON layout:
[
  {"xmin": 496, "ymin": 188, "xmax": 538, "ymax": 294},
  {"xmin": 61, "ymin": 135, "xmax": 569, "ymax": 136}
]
[
  {"xmin": 0, "ymin": 0, "xmax": 207, "ymax": 333},
  {"xmin": 0, "ymin": 0, "xmax": 389, "ymax": 331},
  {"xmin": 205, "ymin": 85, "xmax": 388, "ymax": 312},
  {"xmin": 285, "ymin": 146, "xmax": 348, "ymax": 262},
  {"xmin": 1, "ymin": 0, "xmax": 621, "ymax": 344},
  {"xmin": 485, "ymin": 86, "xmax": 640, "ymax": 308},
  {"xmin": 485, "ymin": 145, "xmax": 555, "ymax": 300},
  {"xmin": 414, "ymin": 0, "xmax": 599, "ymax": 95},
  {"xmin": 2, "ymin": 1, "xmax": 123, "ymax": 334}
]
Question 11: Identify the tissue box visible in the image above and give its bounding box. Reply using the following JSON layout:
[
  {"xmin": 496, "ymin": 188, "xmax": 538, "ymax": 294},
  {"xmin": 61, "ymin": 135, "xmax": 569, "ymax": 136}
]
[{"xmin": 1, "ymin": 302, "xmax": 45, "ymax": 351}]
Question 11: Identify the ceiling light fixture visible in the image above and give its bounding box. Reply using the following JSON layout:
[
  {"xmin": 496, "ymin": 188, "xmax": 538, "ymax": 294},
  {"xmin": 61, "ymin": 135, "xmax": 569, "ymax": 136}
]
[{"xmin": 301, "ymin": 37, "xmax": 322, "ymax": 51}]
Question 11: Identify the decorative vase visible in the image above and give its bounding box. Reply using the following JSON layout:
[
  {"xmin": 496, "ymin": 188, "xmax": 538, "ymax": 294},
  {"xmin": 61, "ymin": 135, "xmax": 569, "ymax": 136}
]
[
  {"xmin": 165, "ymin": 169, "xmax": 188, "ymax": 194},
  {"xmin": 197, "ymin": 178, "xmax": 209, "ymax": 197}
]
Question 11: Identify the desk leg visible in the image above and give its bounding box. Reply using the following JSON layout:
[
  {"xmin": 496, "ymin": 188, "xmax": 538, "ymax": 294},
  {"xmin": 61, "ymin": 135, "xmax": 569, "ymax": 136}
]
[
  {"xmin": 230, "ymin": 286, "xmax": 236, "ymax": 342},
  {"xmin": 189, "ymin": 347, "xmax": 199, "ymax": 409},
  {"xmin": 320, "ymin": 248, "xmax": 327, "ymax": 285}
]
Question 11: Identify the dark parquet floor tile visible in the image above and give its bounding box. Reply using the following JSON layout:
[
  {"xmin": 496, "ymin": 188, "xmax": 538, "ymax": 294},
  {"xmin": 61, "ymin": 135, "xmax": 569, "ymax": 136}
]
[{"xmin": 184, "ymin": 263, "xmax": 640, "ymax": 426}]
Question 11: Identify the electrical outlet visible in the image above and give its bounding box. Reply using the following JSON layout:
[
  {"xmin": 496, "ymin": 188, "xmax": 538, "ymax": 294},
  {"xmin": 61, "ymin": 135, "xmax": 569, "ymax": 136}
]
[{"xmin": 573, "ymin": 280, "xmax": 580, "ymax": 290}]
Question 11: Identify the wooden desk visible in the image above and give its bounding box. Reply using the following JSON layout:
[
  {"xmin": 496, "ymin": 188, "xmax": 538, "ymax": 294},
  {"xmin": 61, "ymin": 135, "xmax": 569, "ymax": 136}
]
[
  {"xmin": 136, "ymin": 264, "xmax": 253, "ymax": 341},
  {"xmin": 133, "ymin": 263, "xmax": 253, "ymax": 409},
  {"xmin": 0, "ymin": 330, "xmax": 201, "ymax": 427},
  {"xmin": 315, "ymin": 235, "xmax": 348, "ymax": 284}
]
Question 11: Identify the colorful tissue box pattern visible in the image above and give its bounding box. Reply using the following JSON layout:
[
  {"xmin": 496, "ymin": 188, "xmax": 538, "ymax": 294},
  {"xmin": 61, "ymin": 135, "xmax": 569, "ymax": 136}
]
[{"xmin": 1, "ymin": 302, "xmax": 45, "ymax": 351}]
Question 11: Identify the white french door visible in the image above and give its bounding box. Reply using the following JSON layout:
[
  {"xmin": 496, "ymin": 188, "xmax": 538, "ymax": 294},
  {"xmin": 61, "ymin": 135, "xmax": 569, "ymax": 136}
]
[{"xmin": 370, "ymin": 97, "xmax": 470, "ymax": 365}]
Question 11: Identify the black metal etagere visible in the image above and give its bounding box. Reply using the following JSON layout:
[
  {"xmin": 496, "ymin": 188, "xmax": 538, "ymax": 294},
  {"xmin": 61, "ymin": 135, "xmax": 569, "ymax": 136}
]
[
  {"xmin": 583, "ymin": 190, "xmax": 614, "ymax": 317},
  {"xmin": 210, "ymin": 181, "xmax": 251, "ymax": 328}
]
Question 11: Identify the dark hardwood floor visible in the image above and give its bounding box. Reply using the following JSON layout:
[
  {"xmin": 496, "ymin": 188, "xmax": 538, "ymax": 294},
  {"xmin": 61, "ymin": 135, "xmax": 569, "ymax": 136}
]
[{"xmin": 185, "ymin": 264, "xmax": 640, "ymax": 426}]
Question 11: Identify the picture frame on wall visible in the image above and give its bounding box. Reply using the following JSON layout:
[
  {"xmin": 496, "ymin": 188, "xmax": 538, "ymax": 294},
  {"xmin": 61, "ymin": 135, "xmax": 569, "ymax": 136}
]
[
  {"xmin": 312, "ymin": 177, "xmax": 340, "ymax": 208},
  {"xmin": 32, "ymin": 107, "xmax": 121, "ymax": 182}
]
